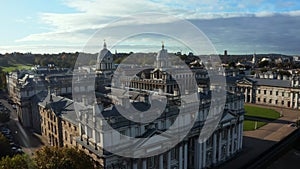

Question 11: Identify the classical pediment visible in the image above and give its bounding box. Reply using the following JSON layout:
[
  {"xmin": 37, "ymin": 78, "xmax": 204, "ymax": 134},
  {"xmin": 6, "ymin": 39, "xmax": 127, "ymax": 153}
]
[{"xmin": 236, "ymin": 77, "xmax": 255, "ymax": 86}]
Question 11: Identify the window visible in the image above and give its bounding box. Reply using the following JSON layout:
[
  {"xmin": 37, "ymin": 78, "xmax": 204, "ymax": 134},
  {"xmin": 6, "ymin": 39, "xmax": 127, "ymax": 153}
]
[
  {"xmin": 269, "ymin": 99, "xmax": 272, "ymax": 103},
  {"xmin": 282, "ymin": 101, "xmax": 284, "ymax": 105},
  {"xmin": 263, "ymin": 98, "xmax": 266, "ymax": 103},
  {"xmin": 275, "ymin": 100, "xmax": 278, "ymax": 104},
  {"xmin": 120, "ymin": 130, "xmax": 126, "ymax": 140},
  {"xmin": 264, "ymin": 90, "xmax": 267, "ymax": 94},
  {"xmin": 257, "ymin": 98, "xmax": 260, "ymax": 102},
  {"xmin": 65, "ymin": 131, "xmax": 68, "ymax": 141},
  {"xmin": 258, "ymin": 90, "xmax": 261, "ymax": 94},
  {"xmin": 276, "ymin": 91, "xmax": 278, "ymax": 96},
  {"xmin": 270, "ymin": 91, "xmax": 272, "ymax": 95},
  {"xmin": 282, "ymin": 92, "xmax": 284, "ymax": 97},
  {"xmin": 135, "ymin": 127, "xmax": 139, "ymax": 136}
]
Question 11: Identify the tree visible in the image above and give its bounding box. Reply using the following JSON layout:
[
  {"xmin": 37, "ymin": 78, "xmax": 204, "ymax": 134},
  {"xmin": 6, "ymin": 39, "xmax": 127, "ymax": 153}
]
[
  {"xmin": 0, "ymin": 154, "xmax": 34, "ymax": 169},
  {"xmin": 33, "ymin": 146, "xmax": 95, "ymax": 169},
  {"xmin": 258, "ymin": 60, "xmax": 269, "ymax": 68},
  {"xmin": 0, "ymin": 133, "xmax": 11, "ymax": 158},
  {"xmin": 0, "ymin": 67, "xmax": 7, "ymax": 90},
  {"xmin": 0, "ymin": 111, "xmax": 10, "ymax": 123},
  {"xmin": 228, "ymin": 61, "xmax": 236, "ymax": 68}
]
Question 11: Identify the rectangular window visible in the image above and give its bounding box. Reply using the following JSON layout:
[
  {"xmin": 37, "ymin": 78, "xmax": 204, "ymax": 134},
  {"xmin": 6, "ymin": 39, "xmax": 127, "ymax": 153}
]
[
  {"xmin": 270, "ymin": 91, "xmax": 272, "ymax": 95},
  {"xmin": 120, "ymin": 130, "xmax": 126, "ymax": 140},
  {"xmin": 276, "ymin": 91, "xmax": 278, "ymax": 96},
  {"xmin": 264, "ymin": 90, "xmax": 267, "ymax": 95}
]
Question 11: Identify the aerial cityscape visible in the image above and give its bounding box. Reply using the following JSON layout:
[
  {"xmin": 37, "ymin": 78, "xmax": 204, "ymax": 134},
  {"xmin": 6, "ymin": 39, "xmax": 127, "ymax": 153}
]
[{"xmin": 1, "ymin": 0, "xmax": 300, "ymax": 169}]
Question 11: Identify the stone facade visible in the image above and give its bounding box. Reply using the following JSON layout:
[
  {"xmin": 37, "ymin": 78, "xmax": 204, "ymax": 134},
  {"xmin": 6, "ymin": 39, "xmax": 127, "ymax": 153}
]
[
  {"xmin": 237, "ymin": 77, "xmax": 300, "ymax": 109},
  {"xmin": 39, "ymin": 92, "xmax": 79, "ymax": 148},
  {"xmin": 73, "ymin": 45, "xmax": 244, "ymax": 169}
]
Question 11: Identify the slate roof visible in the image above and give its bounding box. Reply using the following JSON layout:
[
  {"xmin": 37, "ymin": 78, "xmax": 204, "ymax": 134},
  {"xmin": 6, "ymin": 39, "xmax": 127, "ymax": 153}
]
[
  {"xmin": 39, "ymin": 93, "xmax": 79, "ymax": 125},
  {"xmin": 249, "ymin": 78, "xmax": 291, "ymax": 88}
]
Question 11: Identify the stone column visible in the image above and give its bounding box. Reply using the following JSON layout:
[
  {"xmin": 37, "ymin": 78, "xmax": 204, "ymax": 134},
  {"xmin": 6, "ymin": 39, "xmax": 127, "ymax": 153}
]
[
  {"xmin": 236, "ymin": 123, "xmax": 241, "ymax": 150},
  {"xmin": 142, "ymin": 159, "xmax": 147, "ymax": 169},
  {"xmin": 168, "ymin": 151, "xmax": 171, "ymax": 169},
  {"xmin": 194, "ymin": 139, "xmax": 199, "ymax": 169},
  {"xmin": 199, "ymin": 142, "xmax": 202, "ymax": 169},
  {"xmin": 212, "ymin": 133, "xmax": 217, "ymax": 164},
  {"xmin": 203, "ymin": 141, "xmax": 206, "ymax": 168},
  {"xmin": 227, "ymin": 127, "xmax": 231, "ymax": 156},
  {"xmin": 133, "ymin": 160, "xmax": 138, "ymax": 169},
  {"xmin": 159, "ymin": 154, "xmax": 164, "ymax": 169},
  {"xmin": 295, "ymin": 93, "xmax": 299, "ymax": 109},
  {"xmin": 240, "ymin": 123, "xmax": 243, "ymax": 149},
  {"xmin": 179, "ymin": 145, "xmax": 183, "ymax": 169},
  {"xmin": 184, "ymin": 143, "xmax": 188, "ymax": 169},
  {"xmin": 231, "ymin": 126, "xmax": 235, "ymax": 154},
  {"xmin": 218, "ymin": 131, "xmax": 222, "ymax": 162},
  {"xmin": 250, "ymin": 88, "xmax": 253, "ymax": 103}
]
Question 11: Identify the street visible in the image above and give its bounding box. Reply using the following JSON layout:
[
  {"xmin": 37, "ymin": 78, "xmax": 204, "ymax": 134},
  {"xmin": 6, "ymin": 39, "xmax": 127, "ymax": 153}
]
[{"xmin": 0, "ymin": 94, "xmax": 44, "ymax": 156}]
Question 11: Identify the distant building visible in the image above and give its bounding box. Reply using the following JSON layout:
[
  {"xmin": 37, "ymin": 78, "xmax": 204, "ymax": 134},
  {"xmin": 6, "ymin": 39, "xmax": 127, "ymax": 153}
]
[
  {"xmin": 6, "ymin": 66, "xmax": 72, "ymax": 132},
  {"xmin": 237, "ymin": 76, "xmax": 300, "ymax": 109}
]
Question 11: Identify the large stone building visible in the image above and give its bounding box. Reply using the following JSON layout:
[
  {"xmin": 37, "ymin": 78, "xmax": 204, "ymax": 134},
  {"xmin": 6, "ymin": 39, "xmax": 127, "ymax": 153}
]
[
  {"xmin": 237, "ymin": 76, "xmax": 300, "ymax": 109},
  {"xmin": 6, "ymin": 66, "xmax": 72, "ymax": 132},
  {"xmin": 6, "ymin": 65, "xmax": 96, "ymax": 133},
  {"xmin": 39, "ymin": 90, "xmax": 80, "ymax": 147},
  {"xmin": 36, "ymin": 43, "xmax": 244, "ymax": 169},
  {"xmin": 73, "ymin": 44, "xmax": 245, "ymax": 169}
]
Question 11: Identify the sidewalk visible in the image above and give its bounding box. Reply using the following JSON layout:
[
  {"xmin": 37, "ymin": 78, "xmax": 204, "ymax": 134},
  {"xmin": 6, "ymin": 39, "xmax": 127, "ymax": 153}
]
[{"xmin": 219, "ymin": 103, "xmax": 298, "ymax": 169}]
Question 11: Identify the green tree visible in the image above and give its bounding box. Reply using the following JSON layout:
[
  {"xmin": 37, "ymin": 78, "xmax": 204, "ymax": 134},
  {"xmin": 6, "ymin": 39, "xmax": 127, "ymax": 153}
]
[
  {"xmin": 34, "ymin": 146, "xmax": 95, "ymax": 169},
  {"xmin": 0, "ymin": 133, "xmax": 11, "ymax": 158},
  {"xmin": 0, "ymin": 112, "xmax": 10, "ymax": 123},
  {"xmin": 228, "ymin": 61, "xmax": 236, "ymax": 68},
  {"xmin": 0, "ymin": 67, "xmax": 7, "ymax": 90},
  {"xmin": 0, "ymin": 154, "xmax": 35, "ymax": 169},
  {"xmin": 258, "ymin": 60, "xmax": 269, "ymax": 68}
]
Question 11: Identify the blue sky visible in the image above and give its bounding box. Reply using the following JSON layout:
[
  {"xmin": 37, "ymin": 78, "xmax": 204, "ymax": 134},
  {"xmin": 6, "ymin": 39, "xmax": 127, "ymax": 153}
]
[{"xmin": 1, "ymin": 0, "xmax": 300, "ymax": 55}]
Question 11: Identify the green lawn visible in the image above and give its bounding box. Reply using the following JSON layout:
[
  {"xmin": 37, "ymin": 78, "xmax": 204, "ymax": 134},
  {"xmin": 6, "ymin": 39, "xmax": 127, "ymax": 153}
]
[
  {"xmin": 244, "ymin": 105, "xmax": 280, "ymax": 131},
  {"xmin": 244, "ymin": 105, "xmax": 280, "ymax": 120},
  {"xmin": 244, "ymin": 120, "xmax": 267, "ymax": 131},
  {"xmin": 1, "ymin": 64, "xmax": 32, "ymax": 72}
]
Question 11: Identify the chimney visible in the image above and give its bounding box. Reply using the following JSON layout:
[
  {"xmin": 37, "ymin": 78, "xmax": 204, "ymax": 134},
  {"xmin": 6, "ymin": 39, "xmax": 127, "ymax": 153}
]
[
  {"xmin": 82, "ymin": 95, "xmax": 88, "ymax": 106},
  {"xmin": 54, "ymin": 88, "xmax": 58, "ymax": 96},
  {"xmin": 48, "ymin": 86, "xmax": 53, "ymax": 102}
]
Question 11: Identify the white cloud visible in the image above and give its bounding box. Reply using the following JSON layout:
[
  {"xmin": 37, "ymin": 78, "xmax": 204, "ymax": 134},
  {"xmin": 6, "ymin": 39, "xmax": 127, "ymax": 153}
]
[{"xmin": 10, "ymin": 0, "xmax": 300, "ymax": 54}]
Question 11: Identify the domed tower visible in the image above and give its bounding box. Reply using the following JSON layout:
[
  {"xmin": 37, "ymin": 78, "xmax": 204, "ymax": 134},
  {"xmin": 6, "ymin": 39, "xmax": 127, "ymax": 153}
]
[
  {"xmin": 156, "ymin": 42, "xmax": 170, "ymax": 70},
  {"xmin": 96, "ymin": 40, "xmax": 114, "ymax": 71}
]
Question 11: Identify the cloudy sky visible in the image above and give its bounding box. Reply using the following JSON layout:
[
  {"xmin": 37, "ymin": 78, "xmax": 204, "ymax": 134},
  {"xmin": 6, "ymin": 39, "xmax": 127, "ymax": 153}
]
[{"xmin": 1, "ymin": 0, "xmax": 300, "ymax": 55}]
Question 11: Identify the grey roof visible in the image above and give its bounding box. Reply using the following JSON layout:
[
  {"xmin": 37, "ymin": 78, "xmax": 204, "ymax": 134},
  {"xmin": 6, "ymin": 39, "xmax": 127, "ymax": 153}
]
[
  {"xmin": 39, "ymin": 94, "xmax": 78, "ymax": 126},
  {"xmin": 249, "ymin": 78, "xmax": 291, "ymax": 88}
]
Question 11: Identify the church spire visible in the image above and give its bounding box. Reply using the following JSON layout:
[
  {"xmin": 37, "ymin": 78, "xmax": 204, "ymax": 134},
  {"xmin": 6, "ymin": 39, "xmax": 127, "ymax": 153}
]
[
  {"xmin": 103, "ymin": 39, "xmax": 107, "ymax": 49},
  {"xmin": 162, "ymin": 41, "xmax": 164, "ymax": 50}
]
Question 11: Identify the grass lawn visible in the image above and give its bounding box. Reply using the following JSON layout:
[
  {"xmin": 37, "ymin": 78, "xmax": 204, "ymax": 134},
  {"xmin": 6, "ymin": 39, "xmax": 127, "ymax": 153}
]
[
  {"xmin": 244, "ymin": 105, "xmax": 280, "ymax": 131},
  {"xmin": 1, "ymin": 64, "xmax": 32, "ymax": 72},
  {"xmin": 244, "ymin": 105, "xmax": 280, "ymax": 120},
  {"xmin": 244, "ymin": 120, "xmax": 267, "ymax": 131}
]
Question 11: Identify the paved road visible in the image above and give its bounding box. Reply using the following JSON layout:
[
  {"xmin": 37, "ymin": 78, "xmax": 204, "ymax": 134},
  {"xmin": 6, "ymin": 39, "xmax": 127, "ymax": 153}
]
[{"xmin": 0, "ymin": 97, "xmax": 44, "ymax": 155}]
